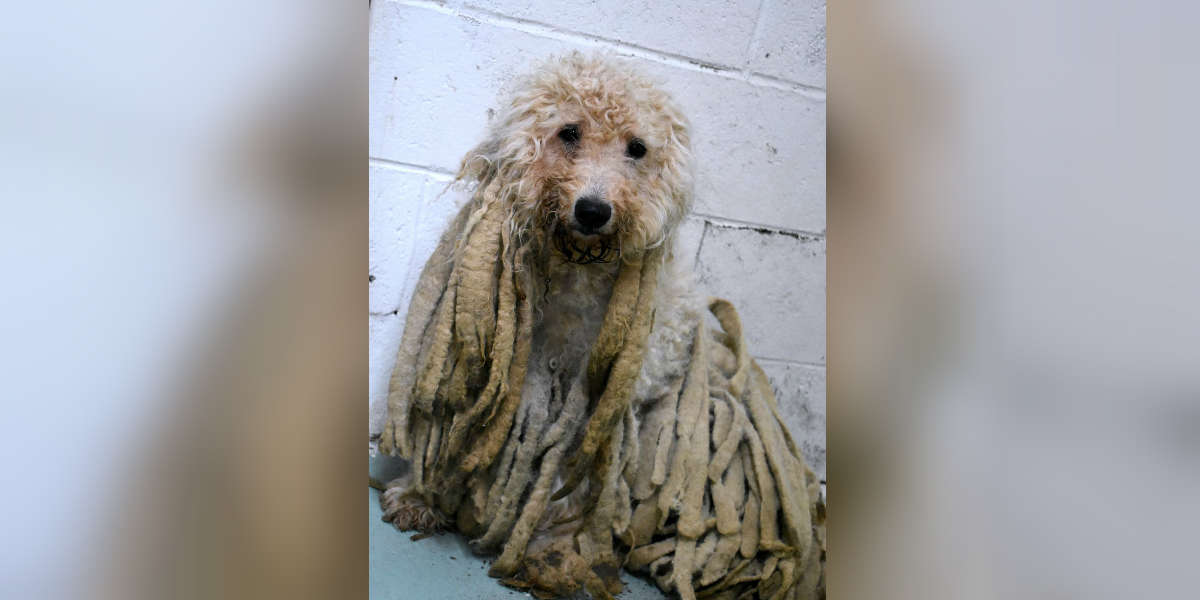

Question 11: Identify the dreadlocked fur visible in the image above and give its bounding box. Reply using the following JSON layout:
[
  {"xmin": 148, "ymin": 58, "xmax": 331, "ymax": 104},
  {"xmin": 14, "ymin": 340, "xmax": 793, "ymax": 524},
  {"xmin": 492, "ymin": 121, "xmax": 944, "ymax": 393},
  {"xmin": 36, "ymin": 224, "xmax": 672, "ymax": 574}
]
[{"xmin": 378, "ymin": 53, "xmax": 824, "ymax": 600}]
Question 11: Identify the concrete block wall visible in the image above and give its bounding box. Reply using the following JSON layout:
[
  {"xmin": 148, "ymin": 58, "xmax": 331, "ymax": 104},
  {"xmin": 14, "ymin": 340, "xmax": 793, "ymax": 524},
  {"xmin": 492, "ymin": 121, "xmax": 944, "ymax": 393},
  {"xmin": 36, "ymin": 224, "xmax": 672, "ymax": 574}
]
[{"xmin": 369, "ymin": 0, "xmax": 826, "ymax": 477}]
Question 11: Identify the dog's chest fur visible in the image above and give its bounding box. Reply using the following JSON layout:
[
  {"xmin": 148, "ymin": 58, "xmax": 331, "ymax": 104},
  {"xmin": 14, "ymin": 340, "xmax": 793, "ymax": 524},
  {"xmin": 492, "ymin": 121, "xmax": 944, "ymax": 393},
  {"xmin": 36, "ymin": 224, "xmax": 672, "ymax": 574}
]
[
  {"xmin": 528, "ymin": 256, "xmax": 620, "ymax": 395},
  {"xmin": 525, "ymin": 250, "xmax": 700, "ymax": 412}
]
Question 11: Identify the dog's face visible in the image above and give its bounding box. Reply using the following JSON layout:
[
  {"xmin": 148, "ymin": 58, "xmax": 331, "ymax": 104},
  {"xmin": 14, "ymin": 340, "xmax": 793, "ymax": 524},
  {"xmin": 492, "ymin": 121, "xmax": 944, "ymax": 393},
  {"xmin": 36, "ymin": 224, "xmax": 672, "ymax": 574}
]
[{"xmin": 459, "ymin": 54, "xmax": 693, "ymax": 261}]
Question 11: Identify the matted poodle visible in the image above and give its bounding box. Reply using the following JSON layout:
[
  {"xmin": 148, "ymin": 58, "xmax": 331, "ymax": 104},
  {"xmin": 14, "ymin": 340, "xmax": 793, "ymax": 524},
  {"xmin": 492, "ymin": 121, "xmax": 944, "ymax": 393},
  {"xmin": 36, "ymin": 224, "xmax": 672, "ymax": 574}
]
[{"xmin": 377, "ymin": 52, "xmax": 824, "ymax": 600}]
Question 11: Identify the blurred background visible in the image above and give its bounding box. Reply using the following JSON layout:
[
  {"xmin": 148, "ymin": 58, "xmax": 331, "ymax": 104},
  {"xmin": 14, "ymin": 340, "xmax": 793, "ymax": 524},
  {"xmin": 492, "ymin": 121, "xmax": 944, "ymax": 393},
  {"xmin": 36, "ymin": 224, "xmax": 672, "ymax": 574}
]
[
  {"xmin": 830, "ymin": 1, "xmax": 1200, "ymax": 598},
  {"xmin": 2, "ymin": 1, "xmax": 1199, "ymax": 599},
  {"xmin": 368, "ymin": 0, "xmax": 828, "ymax": 480},
  {"xmin": 0, "ymin": 2, "xmax": 366, "ymax": 598}
]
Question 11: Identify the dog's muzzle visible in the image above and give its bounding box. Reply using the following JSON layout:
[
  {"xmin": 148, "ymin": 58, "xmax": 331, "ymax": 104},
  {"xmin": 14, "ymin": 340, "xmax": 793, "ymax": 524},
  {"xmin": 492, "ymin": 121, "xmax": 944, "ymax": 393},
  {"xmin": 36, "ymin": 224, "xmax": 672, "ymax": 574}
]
[{"xmin": 553, "ymin": 229, "xmax": 621, "ymax": 264}]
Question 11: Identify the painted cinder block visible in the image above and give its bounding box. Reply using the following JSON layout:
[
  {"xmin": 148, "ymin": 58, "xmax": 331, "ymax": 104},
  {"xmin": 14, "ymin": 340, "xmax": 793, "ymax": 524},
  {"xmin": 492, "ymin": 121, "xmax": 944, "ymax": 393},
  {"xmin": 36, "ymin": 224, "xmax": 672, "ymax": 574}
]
[
  {"xmin": 695, "ymin": 224, "xmax": 825, "ymax": 364},
  {"xmin": 370, "ymin": 2, "xmax": 566, "ymax": 171},
  {"xmin": 468, "ymin": 0, "xmax": 761, "ymax": 68},
  {"xmin": 638, "ymin": 61, "xmax": 825, "ymax": 233},
  {"xmin": 747, "ymin": 0, "xmax": 826, "ymax": 88},
  {"xmin": 369, "ymin": 165, "xmax": 425, "ymax": 314}
]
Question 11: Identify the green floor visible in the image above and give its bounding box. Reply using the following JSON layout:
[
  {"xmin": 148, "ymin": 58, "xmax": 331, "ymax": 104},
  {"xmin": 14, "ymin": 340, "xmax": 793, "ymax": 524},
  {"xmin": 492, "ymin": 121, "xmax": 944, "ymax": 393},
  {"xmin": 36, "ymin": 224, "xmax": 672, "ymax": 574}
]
[{"xmin": 369, "ymin": 456, "xmax": 666, "ymax": 599}]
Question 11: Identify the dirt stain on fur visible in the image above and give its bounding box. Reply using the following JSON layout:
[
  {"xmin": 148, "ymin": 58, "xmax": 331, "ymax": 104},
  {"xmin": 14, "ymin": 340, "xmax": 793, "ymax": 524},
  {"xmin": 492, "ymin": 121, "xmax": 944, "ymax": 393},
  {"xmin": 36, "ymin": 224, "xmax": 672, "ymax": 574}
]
[{"xmin": 591, "ymin": 563, "xmax": 620, "ymax": 581}]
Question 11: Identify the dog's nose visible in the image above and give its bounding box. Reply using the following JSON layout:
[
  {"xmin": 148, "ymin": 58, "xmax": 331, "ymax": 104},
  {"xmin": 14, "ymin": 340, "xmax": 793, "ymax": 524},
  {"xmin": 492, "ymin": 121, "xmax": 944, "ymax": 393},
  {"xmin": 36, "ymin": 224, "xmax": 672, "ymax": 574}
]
[{"xmin": 574, "ymin": 196, "xmax": 611, "ymax": 231}]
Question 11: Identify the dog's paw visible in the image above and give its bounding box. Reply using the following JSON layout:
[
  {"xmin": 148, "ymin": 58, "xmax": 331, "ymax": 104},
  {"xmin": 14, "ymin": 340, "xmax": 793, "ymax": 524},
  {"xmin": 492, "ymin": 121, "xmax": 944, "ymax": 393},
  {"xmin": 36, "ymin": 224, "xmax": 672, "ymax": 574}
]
[
  {"xmin": 494, "ymin": 535, "xmax": 623, "ymax": 600},
  {"xmin": 380, "ymin": 487, "xmax": 446, "ymax": 534}
]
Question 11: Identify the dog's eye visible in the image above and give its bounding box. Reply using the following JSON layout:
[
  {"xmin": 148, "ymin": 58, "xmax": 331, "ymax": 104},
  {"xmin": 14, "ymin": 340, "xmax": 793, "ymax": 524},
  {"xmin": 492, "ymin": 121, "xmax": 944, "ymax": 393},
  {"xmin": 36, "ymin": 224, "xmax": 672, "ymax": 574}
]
[
  {"xmin": 558, "ymin": 124, "xmax": 580, "ymax": 146},
  {"xmin": 626, "ymin": 138, "xmax": 647, "ymax": 159}
]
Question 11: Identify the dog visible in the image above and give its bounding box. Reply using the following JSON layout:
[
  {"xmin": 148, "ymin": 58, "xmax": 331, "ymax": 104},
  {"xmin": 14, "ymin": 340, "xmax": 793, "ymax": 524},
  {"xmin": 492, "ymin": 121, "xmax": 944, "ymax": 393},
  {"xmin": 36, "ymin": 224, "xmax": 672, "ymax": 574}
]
[{"xmin": 379, "ymin": 52, "xmax": 823, "ymax": 600}]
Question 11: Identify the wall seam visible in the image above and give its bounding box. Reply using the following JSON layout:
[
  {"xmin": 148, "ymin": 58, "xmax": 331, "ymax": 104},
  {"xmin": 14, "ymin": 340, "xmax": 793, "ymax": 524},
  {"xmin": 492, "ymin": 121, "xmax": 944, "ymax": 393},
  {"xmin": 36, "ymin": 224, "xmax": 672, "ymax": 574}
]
[
  {"xmin": 693, "ymin": 220, "xmax": 710, "ymax": 270},
  {"xmin": 696, "ymin": 214, "xmax": 826, "ymax": 239},
  {"xmin": 754, "ymin": 356, "xmax": 826, "ymax": 369},
  {"xmin": 370, "ymin": 156, "xmax": 456, "ymax": 180},
  {"xmin": 743, "ymin": 0, "xmax": 772, "ymax": 70}
]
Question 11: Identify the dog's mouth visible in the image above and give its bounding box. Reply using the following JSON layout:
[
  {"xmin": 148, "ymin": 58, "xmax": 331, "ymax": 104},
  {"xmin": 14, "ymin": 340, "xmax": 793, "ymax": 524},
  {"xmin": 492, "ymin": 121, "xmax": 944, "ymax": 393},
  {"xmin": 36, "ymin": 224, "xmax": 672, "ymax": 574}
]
[{"xmin": 553, "ymin": 227, "xmax": 620, "ymax": 264}]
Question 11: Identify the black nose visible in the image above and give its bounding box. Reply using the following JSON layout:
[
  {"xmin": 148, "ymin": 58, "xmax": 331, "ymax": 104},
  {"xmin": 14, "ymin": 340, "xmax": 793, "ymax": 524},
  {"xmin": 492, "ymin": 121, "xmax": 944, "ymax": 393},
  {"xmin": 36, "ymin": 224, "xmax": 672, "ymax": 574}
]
[{"xmin": 573, "ymin": 196, "xmax": 611, "ymax": 231}]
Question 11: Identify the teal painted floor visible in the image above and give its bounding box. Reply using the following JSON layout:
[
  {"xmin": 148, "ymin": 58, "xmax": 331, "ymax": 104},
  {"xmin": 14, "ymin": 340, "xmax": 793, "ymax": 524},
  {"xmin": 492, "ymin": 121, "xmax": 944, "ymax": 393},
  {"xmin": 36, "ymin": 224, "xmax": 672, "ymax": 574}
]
[{"xmin": 369, "ymin": 456, "xmax": 666, "ymax": 599}]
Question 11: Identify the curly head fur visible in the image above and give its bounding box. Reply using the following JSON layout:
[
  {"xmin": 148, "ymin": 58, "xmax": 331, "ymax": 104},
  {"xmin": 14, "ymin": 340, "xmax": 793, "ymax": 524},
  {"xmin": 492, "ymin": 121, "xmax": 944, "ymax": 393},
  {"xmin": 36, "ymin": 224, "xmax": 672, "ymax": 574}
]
[{"xmin": 456, "ymin": 52, "xmax": 693, "ymax": 261}]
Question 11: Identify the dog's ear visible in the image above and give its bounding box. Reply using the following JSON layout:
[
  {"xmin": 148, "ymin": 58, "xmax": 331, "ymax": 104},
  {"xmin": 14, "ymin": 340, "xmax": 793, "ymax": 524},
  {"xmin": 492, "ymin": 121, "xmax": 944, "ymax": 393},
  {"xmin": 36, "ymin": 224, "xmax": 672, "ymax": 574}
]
[
  {"xmin": 658, "ymin": 99, "xmax": 695, "ymax": 211},
  {"xmin": 456, "ymin": 60, "xmax": 572, "ymax": 187},
  {"xmin": 454, "ymin": 113, "xmax": 540, "ymax": 187},
  {"xmin": 455, "ymin": 134, "xmax": 501, "ymax": 184}
]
